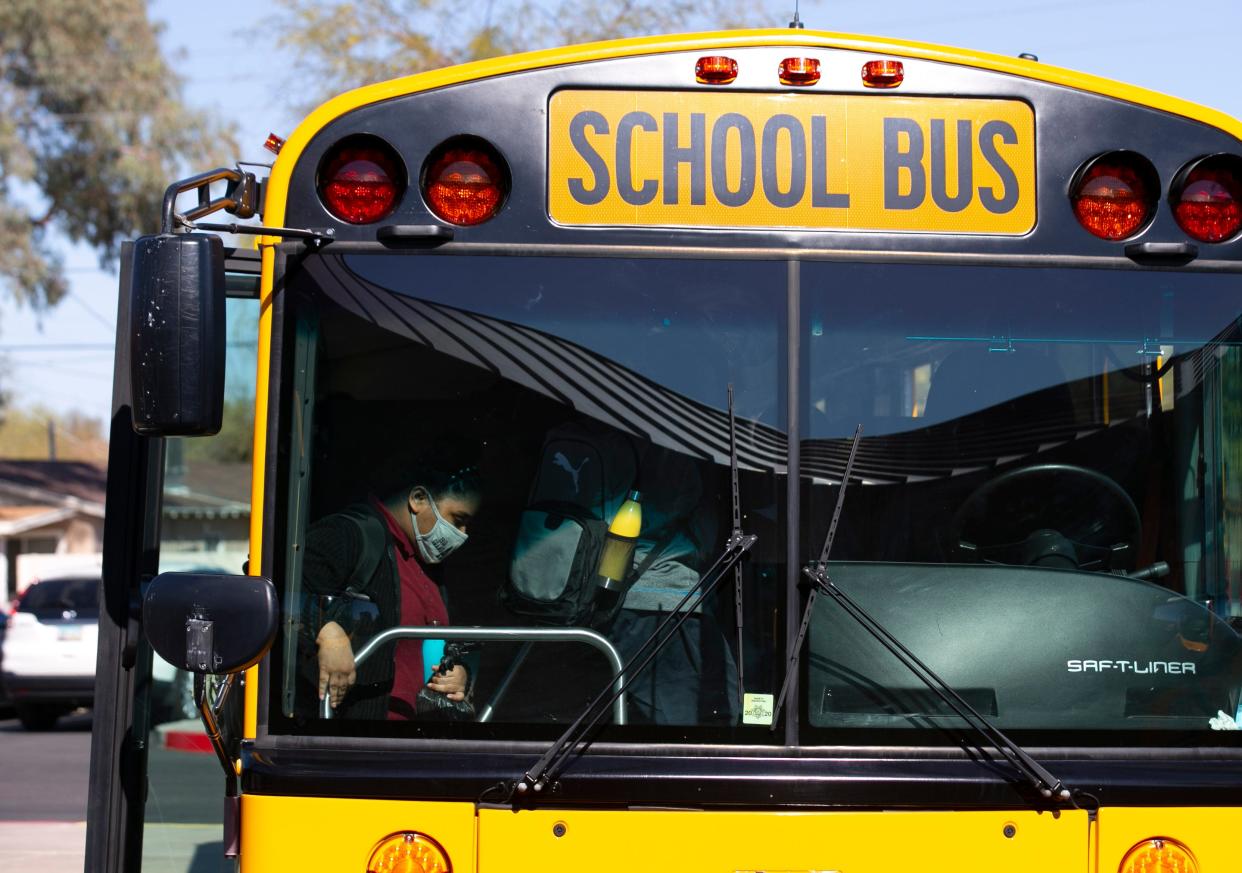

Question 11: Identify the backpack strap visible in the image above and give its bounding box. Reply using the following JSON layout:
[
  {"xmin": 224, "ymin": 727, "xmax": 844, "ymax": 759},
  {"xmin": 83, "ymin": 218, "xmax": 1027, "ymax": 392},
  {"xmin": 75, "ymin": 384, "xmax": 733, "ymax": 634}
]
[
  {"xmin": 620, "ymin": 527, "xmax": 680, "ymax": 593},
  {"xmin": 341, "ymin": 509, "xmax": 389, "ymax": 595}
]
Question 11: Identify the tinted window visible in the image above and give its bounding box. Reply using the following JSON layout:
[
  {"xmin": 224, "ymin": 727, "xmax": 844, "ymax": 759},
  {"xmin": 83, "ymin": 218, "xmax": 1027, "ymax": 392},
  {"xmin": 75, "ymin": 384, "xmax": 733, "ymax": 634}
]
[
  {"xmin": 19, "ymin": 577, "xmax": 100, "ymax": 619},
  {"xmin": 274, "ymin": 253, "xmax": 787, "ymax": 741}
]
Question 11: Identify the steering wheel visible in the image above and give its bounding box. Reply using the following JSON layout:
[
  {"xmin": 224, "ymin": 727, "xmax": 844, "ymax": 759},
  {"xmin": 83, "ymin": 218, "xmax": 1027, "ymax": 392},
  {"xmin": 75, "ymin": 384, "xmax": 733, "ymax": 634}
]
[{"xmin": 949, "ymin": 463, "xmax": 1142, "ymax": 573}]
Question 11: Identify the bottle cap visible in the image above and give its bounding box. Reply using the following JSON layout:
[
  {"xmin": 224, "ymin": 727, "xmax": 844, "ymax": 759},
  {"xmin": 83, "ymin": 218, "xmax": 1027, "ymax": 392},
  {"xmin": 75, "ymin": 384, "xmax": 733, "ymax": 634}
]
[{"xmin": 628, "ymin": 490, "xmax": 642, "ymax": 502}]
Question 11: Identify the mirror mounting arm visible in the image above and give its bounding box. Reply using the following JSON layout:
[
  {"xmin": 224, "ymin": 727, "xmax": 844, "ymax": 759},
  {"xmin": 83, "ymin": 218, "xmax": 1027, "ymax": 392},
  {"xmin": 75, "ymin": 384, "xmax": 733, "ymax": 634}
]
[{"xmin": 160, "ymin": 167, "xmax": 258, "ymax": 234}]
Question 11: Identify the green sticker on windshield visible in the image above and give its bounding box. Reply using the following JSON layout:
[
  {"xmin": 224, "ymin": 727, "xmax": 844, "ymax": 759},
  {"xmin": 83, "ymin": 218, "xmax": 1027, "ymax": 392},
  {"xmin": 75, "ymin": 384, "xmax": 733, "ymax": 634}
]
[{"xmin": 742, "ymin": 693, "xmax": 774, "ymax": 726}]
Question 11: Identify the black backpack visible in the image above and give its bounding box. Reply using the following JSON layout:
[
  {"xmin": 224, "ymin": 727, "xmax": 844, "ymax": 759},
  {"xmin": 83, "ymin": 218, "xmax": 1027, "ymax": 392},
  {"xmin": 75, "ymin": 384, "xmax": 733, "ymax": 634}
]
[{"xmin": 502, "ymin": 423, "xmax": 644, "ymax": 626}]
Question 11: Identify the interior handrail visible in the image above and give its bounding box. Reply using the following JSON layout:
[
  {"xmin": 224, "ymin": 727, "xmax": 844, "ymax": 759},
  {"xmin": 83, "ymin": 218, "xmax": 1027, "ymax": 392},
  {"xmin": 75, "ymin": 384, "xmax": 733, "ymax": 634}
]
[{"xmin": 320, "ymin": 625, "xmax": 627, "ymax": 724}]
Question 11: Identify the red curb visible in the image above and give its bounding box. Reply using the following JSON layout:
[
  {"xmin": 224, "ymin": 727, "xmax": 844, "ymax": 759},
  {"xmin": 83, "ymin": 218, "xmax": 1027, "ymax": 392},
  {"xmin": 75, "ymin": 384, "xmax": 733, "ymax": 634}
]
[{"xmin": 162, "ymin": 729, "xmax": 213, "ymax": 754}]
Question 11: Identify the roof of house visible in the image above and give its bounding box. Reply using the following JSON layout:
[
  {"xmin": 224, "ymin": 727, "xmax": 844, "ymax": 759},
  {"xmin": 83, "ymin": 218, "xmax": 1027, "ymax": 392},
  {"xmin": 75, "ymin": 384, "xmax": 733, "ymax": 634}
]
[
  {"xmin": 0, "ymin": 458, "xmax": 251, "ymax": 522},
  {"xmin": 0, "ymin": 460, "xmax": 107, "ymax": 505}
]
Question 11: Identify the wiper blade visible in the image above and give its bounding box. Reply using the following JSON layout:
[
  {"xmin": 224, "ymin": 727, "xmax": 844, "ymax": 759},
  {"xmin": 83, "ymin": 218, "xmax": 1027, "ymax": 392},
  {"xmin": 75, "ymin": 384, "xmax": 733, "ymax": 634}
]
[
  {"xmin": 512, "ymin": 385, "xmax": 756, "ymax": 800},
  {"xmin": 512, "ymin": 532, "xmax": 756, "ymax": 798},
  {"xmin": 770, "ymin": 424, "xmax": 863, "ymax": 726},
  {"xmin": 772, "ymin": 425, "xmax": 1076, "ymax": 806},
  {"xmin": 804, "ymin": 563, "xmax": 1073, "ymax": 804},
  {"xmin": 729, "ymin": 384, "xmax": 746, "ymax": 716}
]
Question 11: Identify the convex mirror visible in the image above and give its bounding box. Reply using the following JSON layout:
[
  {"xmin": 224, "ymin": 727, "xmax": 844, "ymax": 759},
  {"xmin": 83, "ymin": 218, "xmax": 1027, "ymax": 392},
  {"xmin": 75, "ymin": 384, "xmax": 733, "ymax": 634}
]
[{"xmin": 143, "ymin": 572, "xmax": 278, "ymax": 674}]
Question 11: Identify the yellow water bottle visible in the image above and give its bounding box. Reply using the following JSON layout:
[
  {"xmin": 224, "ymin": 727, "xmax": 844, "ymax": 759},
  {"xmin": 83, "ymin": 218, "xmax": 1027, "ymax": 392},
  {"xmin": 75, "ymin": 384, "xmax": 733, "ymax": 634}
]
[{"xmin": 596, "ymin": 490, "xmax": 642, "ymax": 592}]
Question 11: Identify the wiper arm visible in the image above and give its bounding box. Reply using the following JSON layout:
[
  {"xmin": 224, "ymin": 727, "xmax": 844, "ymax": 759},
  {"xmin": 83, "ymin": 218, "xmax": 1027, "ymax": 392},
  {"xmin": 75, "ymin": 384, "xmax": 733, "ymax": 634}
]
[
  {"xmin": 772, "ymin": 425, "xmax": 1076, "ymax": 806},
  {"xmin": 513, "ymin": 385, "xmax": 756, "ymax": 800},
  {"xmin": 770, "ymin": 425, "xmax": 864, "ymax": 727},
  {"xmin": 512, "ymin": 532, "xmax": 756, "ymax": 798},
  {"xmin": 803, "ymin": 562, "xmax": 1073, "ymax": 804}
]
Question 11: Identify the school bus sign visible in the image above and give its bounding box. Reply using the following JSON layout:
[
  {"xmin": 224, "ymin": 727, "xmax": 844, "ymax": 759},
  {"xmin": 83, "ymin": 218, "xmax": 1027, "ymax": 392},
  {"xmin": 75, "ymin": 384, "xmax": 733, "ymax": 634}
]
[{"xmin": 548, "ymin": 90, "xmax": 1035, "ymax": 234}]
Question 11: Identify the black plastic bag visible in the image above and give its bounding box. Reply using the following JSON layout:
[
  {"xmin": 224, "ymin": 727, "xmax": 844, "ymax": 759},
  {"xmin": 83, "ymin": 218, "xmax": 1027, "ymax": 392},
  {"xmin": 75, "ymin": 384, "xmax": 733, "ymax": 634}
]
[{"xmin": 414, "ymin": 642, "xmax": 476, "ymax": 721}]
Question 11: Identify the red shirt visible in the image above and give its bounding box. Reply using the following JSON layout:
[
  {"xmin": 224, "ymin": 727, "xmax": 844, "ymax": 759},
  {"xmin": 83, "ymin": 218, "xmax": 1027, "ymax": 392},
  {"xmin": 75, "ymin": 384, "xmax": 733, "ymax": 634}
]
[{"xmin": 371, "ymin": 499, "xmax": 449, "ymax": 720}]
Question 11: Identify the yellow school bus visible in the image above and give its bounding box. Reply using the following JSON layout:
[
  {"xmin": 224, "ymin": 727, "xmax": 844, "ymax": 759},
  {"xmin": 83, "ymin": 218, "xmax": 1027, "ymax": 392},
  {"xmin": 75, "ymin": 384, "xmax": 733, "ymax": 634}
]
[{"xmin": 86, "ymin": 28, "xmax": 1242, "ymax": 873}]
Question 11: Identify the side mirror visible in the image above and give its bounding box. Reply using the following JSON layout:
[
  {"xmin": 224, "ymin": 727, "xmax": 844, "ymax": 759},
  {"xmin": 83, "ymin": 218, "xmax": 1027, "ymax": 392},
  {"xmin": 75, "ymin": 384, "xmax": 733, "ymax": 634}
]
[
  {"xmin": 143, "ymin": 572, "xmax": 278, "ymax": 674},
  {"xmin": 129, "ymin": 233, "xmax": 226, "ymax": 436}
]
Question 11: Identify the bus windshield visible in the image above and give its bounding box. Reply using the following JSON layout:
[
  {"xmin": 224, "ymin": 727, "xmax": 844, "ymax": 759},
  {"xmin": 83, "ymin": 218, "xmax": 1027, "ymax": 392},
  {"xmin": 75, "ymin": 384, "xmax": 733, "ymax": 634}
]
[{"xmin": 272, "ymin": 250, "xmax": 1242, "ymax": 745}]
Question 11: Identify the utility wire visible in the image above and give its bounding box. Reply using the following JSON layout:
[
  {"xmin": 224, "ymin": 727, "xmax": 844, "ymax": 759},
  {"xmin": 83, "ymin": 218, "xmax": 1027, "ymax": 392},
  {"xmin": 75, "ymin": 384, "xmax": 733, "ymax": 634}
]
[{"xmin": 67, "ymin": 292, "xmax": 115, "ymax": 333}]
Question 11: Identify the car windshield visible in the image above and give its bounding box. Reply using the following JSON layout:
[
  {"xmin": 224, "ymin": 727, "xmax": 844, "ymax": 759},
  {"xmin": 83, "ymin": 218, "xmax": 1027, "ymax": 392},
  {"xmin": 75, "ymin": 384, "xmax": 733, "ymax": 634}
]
[
  {"xmin": 18, "ymin": 578, "xmax": 100, "ymax": 620},
  {"xmin": 269, "ymin": 252, "xmax": 1242, "ymax": 746}
]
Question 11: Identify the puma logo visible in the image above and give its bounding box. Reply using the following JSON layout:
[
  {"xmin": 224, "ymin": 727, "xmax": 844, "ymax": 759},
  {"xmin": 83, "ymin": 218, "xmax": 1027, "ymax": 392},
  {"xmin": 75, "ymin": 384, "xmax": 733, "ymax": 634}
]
[{"xmin": 553, "ymin": 452, "xmax": 588, "ymax": 493}]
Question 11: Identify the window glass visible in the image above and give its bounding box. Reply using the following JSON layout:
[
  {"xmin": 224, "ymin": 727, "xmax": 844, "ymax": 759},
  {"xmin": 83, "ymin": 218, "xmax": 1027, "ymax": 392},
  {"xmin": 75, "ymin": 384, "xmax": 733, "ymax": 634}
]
[
  {"xmin": 16, "ymin": 577, "xmax": 99, "ymax": 618},
  {"xmin": 274, "ymin": 253, "xmax": 787, "ymax": 740},
  {"xmin": 800, "ymin": 263, "xmax": 1242, "ymax": 741},
  {"xmin": 142, "ymin": 294, "xmax": 259, "ymax": 871}
]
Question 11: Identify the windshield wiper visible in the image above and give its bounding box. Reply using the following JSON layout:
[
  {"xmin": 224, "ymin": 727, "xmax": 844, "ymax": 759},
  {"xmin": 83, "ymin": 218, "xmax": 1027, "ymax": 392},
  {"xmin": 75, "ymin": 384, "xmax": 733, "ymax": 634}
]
[
  {"xmin": 511, "ymin": 387, "xmax": 756, "ymax": 800},
  {"xmin": 772, "ymin": 426, "xmax": 1078, "ymax": 807}
]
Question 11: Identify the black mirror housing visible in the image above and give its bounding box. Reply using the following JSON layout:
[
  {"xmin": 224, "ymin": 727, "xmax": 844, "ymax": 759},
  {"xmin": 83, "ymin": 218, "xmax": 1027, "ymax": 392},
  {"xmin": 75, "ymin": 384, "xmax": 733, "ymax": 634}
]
[
  {"xmin": 143, "ymin": 572, "xmax": 278, "ymax": 674},
  {"xmin": 129, "ymin": 233, "xmax": 226, "ymax": 436}
]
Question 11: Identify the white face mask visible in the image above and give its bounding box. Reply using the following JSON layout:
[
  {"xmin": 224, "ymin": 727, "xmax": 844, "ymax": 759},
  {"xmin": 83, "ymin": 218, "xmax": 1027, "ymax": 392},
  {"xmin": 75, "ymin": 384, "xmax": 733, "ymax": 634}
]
[{"xmin": 410, "ymin": 488, "xmax": 468, "ymax": 564}]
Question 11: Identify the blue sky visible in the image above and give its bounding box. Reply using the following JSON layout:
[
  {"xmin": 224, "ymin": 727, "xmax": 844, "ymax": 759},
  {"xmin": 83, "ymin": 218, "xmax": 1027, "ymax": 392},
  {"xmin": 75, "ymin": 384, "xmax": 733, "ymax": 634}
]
[{"xmin": 3, "ymin": 0, "xmax": 1239, "ymax": 430}]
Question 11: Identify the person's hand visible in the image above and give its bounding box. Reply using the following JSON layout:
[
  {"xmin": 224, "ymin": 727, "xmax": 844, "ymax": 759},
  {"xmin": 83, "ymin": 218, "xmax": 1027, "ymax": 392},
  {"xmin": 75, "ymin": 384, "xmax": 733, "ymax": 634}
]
[
  {"xmin": 425, "ymin": 663, "xmax": 468, "ymax": 701},
  {"xmin": 316, "ymin": 621, "xmax": 356, "ymax": 708}
]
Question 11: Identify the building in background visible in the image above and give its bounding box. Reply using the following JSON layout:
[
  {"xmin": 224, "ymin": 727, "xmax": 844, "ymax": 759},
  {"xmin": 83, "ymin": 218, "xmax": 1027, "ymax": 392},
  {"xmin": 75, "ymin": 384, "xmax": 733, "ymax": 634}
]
[
  {"xmin": 0, "ymin": 452, "xmax": 250, "ymax": 601},
  {"xmin": 0, "ymin": 460, "xmax": 105, "ymax": 600}
]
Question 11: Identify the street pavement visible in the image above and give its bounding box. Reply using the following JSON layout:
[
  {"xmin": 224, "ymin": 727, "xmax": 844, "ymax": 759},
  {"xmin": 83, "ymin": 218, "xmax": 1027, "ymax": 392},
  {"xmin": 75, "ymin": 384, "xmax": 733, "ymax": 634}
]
[{"xmin": 0, "ymin": 711, "xmax": 225, "ymax": 872}]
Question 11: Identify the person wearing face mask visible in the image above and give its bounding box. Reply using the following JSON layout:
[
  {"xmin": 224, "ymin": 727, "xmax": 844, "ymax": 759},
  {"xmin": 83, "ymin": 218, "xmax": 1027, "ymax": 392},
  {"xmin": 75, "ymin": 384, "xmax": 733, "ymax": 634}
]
[{"xmin": 303, "ymin": 462, "xmax": 482, "ymax": 720}]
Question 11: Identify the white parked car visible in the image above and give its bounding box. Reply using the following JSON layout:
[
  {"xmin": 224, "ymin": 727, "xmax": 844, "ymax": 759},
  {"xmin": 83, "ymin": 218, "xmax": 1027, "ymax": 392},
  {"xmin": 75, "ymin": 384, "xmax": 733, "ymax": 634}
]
[
  {"xmin": 2, "ymin": 575, "xmax": 99, "ymax": 730},
  {"xmin": 2, "ymin": 566, "xmax": 234, "ymax": 730}
]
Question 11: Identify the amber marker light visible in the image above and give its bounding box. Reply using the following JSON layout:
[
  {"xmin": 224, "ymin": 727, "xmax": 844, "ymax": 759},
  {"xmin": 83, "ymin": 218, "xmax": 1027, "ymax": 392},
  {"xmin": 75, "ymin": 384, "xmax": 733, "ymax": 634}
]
[
  {"xmin": 367, "ymin": 832, "xmax": 451, "ymax": 873},
  {"xmin": 1171, "ymin": 154, "xmax": 1242, "ymax": 243},
  {"xmin": 862, "ymin": 59, "xmax": 905, "ymax": 88},
  {"xmin": 779, "ymin": 57, "xmax": 821, "ymax": 86},
  {"xmin": 422, "ymin": 138, "xmax": 509, "ymax": 226},
  {"xmin": 696, "ymin": 55, "xmax": 738, "ymax": 84},
  {"xmin": 1070, "ymin": 152, "xmax": 1159, "ymax": 240},
  {"xmin": 1118, "ymin": 837, "xmax": 1198, "ymax": 873}
]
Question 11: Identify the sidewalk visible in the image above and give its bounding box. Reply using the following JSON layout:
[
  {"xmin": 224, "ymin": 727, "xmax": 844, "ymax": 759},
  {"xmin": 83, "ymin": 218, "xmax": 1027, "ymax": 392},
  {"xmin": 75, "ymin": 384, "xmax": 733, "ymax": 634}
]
[{"xmin": 0, "ymin": 821, "xmax": 224, "ymax": 873}]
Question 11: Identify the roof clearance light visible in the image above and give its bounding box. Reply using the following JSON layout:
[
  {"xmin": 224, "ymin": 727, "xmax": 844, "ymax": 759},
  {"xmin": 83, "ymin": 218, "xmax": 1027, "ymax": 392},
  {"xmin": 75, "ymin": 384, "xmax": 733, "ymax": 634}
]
[
  {"xmin": 1070, "ymin": 152, "xmax": 1159, "ymax": 240},
  {"xmin": 422, "ymin": 138, "xmax": 508, "ymax": 226},
  {"xmin": 318, "ymin": 136, "xmax": 405, "ymax": 225},
  {"xmin": 862, "ymin": 59, "xmax": 905, "ymax": 88},
  {"xmin": 263, "ymin": 132, "xmax": 286, "ymax": 155},
  {"xmin": 1118, "ymin": 837, "xmax": 1198, "ymax": 873},
  {"xmin": 696, "ymin": 55, "xmax": 738, "ymax": 84},
  {"xmin": 779, "ymin": 57, "xmax": 821, "ymax": 86},
  {"xmin": 1171, "ymin": 154, "xmax": 1242, "ymax": 243},
  {"xmin": 367, "ymin": 832, "xmax": 451, "ymax": 873}
]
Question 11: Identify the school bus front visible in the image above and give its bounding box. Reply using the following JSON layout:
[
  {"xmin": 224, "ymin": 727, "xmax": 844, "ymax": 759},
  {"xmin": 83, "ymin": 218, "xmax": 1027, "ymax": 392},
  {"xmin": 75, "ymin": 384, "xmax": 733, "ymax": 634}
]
[{"xmin": 104, "ymin": 29, "xmax": 1242, "ymax": 873}]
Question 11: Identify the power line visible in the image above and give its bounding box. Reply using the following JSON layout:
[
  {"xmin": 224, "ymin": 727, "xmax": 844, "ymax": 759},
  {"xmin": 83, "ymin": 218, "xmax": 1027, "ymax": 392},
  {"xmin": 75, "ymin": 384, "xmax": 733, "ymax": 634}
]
[
  {"xmin": 0, "ymin": 343, "xmax": 112, "ymax": 351},
  {"xmin": 0, "ymin": 341, "xmax": 257, "ymax": 351},
  {"xmin": 67, "ymin": 292, "xmax": 115, "ymax": 333}
]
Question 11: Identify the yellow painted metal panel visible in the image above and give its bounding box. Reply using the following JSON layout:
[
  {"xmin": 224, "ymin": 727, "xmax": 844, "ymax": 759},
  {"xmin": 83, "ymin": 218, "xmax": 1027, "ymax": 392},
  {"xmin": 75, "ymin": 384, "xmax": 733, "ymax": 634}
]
[
  {"xmin": 548, "ymin": 91, "xmax": 1034, "ymax": 234},
  {"xmin": 477, "ymin": 807, "xmax": 1089, "ymax": 873},
  {"xmin": 1097, "ymin": 807, "xmax": 1242, "ymax": 873},
  {"xmin": 239, "ymin": 795, "xmax": 477, "ymax": 873},
  {"xmin": 242, "ymin": 240, "xmax": 278, "ymax": 741}
]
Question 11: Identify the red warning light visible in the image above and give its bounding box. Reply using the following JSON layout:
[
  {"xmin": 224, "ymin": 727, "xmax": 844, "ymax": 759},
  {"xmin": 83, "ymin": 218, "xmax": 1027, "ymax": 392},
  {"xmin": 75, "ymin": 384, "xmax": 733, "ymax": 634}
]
[
  {"xmin": 264, "ymin": 133, "xmax": 286, "ymax": 155},
  {"xmin": 1070, "ymin": 152, "xmax": 1158, "ymax": 241},
  {"xmin": 1172, "ymin": 155, "xmax": 1242, "ymax": 243},
  {"xmin": 423, "ymin": 140, "xmax": 508, "ymax": 226},
  {"xmin": 318, "ymin": 138, "xmax": 405, "ymax": 224}
]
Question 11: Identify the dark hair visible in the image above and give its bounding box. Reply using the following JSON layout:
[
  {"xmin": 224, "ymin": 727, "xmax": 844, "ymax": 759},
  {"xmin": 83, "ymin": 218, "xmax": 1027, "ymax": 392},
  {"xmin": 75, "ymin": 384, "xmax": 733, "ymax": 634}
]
[
  {"xmin": 421, "ymin": 464, "xmax": 482, "ymax": 503},
  {"xmin": 376, "ymin": 436, "xmax": 482, "ymax": 503}
]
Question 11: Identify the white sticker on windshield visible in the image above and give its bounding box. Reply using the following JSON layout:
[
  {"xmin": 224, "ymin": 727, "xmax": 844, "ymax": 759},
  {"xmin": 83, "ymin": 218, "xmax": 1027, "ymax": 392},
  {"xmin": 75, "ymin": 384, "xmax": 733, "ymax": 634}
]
[{"xmin": 742, "ymin": 693, "xmax": 775, "ymax": 726}]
